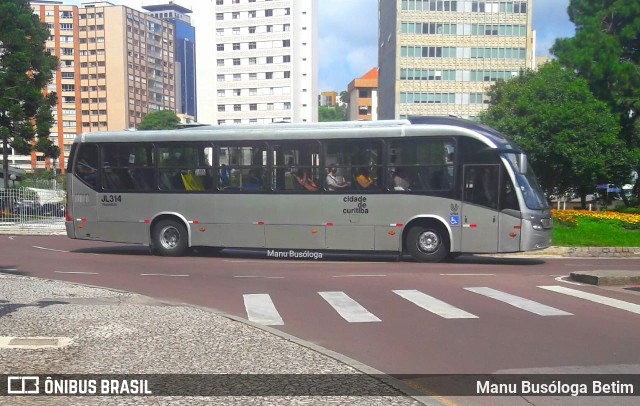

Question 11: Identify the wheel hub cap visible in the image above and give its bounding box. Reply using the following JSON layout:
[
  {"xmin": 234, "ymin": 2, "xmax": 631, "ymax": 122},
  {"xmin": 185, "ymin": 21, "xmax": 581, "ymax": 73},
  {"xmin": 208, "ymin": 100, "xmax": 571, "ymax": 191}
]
[{"xmin": 418, "ymin": 231, "xmax": 439, "ymax": 253}]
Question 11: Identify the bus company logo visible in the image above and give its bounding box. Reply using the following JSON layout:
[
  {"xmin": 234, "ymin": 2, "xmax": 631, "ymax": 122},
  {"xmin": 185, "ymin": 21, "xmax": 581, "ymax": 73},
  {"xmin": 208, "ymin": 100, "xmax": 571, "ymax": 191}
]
[
  {"xmin": 450, "ymin": 203, "xmax": 459, "ymax": 214},
  {"xmin": 7, "ymin": 376, "xmax": 40, "ymax": 394}
]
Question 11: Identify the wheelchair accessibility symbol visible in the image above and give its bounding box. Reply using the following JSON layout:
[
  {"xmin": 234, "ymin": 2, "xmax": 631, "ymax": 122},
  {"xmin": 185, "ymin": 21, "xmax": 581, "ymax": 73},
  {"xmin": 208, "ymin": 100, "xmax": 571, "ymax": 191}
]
[{"xmin": 449, "ymin": 215, "xmax": 460, "ymax": 226}]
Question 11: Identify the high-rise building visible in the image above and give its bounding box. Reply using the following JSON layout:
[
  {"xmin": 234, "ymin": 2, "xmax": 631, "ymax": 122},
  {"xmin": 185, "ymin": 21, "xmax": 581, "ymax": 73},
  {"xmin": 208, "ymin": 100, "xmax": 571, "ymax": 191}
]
[
  {"xmin": 378, "ymin": 0, "xmax": 534, "ymax": 120},
  {"xmin": 30, "ymin": 1, "xmax": 176, "ymax": 171},
  {"xmin": 193, "ymin": 0, "xmax": 318, "ymax": 125},
  {"xmin": 143, "ymin": 2, "xmax": 197, "ymax": 121},
  {"xmin": 347, "ymin": 68, "xmax": 378, "ymax": 121}
]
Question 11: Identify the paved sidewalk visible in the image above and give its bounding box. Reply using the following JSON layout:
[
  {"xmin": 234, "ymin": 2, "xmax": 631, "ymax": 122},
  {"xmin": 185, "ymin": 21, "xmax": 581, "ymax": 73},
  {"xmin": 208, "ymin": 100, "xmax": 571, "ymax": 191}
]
[{"xmin": 0, "ymin": 273, "xmax": 432, "ymax": 405}]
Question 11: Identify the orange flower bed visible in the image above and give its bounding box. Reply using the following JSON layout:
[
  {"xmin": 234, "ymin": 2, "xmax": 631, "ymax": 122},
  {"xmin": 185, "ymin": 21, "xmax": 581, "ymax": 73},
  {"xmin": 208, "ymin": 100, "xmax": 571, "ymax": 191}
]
[{"xmin": 551, "ymin": 209, "xmax": 640, "ymax": 226}]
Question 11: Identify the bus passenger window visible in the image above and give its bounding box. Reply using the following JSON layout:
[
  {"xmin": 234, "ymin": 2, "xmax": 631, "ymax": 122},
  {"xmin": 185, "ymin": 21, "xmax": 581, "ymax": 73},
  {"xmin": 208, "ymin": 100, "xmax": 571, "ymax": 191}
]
[
  {"xmin": 73, "ymin": 144, "xmax": 99, "ymax": 189},
  {"xmin": 271, "ymin": 141, "xmax": 320, "ymax": 192},
  {"xmin": 217, "ymin": 144, "xmax": 267, "ymax": 192},
  {"xmin": 158, "ymin": 144, "xmax": 213, "ymax": 192}
]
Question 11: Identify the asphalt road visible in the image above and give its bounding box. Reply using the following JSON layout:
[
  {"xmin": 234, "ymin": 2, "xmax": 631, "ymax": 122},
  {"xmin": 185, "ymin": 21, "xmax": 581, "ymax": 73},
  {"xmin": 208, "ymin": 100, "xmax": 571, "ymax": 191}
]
[{"xmin": 2, "ymin": 235, "xmax": 640, "ymax": 404}]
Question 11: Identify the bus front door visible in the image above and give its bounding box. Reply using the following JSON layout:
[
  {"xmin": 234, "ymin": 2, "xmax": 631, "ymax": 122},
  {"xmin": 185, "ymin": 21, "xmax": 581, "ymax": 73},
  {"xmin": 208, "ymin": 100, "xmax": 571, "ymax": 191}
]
[{"xmin": 460, "ymin": 164, "xmax": 500, "ymax": 253}]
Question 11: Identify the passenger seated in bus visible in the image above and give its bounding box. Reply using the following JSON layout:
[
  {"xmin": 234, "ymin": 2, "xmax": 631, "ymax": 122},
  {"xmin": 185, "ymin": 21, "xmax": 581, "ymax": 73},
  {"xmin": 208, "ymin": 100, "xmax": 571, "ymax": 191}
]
[
  {"xmin": 293, "ymin": 169, "xmax": 318, "ymax": 191},
  {"xmin": 392, "ymin": 168, "xmax": 411, "ymax": 191},
  {"xmin": 243, "ymin": 168, "xmax": 264, "ymax": 190},
  {"xmin": 219, "ymin": 164, "xmax": 230, "ymax": 188},
  {"xmin": 76, "ymin": 160, "xmax": 97, "ymax": 187},
  {"xmin": 355, "ymin": 167, "xmax": 374, "ymax": 189},
  {"xmin": 325, "ymin": 165, "xmax": 350, "ymax": 191}
]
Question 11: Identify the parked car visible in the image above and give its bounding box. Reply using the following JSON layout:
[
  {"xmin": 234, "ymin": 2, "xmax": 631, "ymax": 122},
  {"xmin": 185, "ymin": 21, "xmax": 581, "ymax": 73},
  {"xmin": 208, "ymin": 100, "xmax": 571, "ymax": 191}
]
[
  {"xmin": 42, "ymin": 202, "xmax": 65, "ymax": 217},
  {"xmin": 15, "ymin": 199, "xmax": 40, "ymax": 215}
]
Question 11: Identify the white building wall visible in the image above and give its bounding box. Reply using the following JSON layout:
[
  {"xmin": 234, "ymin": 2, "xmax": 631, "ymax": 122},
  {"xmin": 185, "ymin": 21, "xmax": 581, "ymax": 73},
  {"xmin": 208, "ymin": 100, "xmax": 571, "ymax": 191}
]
[{"xmin": 194, "ymin": 0, "xmax": 317, "ymax": 125}]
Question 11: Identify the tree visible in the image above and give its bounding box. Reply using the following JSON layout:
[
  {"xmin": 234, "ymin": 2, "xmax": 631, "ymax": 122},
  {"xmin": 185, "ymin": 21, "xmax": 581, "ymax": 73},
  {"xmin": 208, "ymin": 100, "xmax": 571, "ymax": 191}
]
[
  {"xmin": 552, "ymin": 0, "xmax": 640, "ymax": 200},
  {"xmin": 137, "ymin": 110, "xmax": 180, "ymax": 130},
  {"xmin": 479, "ymin": 61, "xmax": 627, "ymax": 208},
  {"xmin": 0, "ymin": 0, "xmax": 58, "ymax": 188},
  {"xmin": 318, "ymin": 106, "xmax": 346, "ymax": 122}
]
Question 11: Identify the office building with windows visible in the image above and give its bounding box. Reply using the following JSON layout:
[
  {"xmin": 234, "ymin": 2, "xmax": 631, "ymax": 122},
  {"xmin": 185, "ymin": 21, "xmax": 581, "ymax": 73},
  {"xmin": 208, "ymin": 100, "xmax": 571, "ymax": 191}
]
[
  {"xmin": 193, "ymin": 0, "xmax": 318, "ymax": 125},
  {"xmin": 29, "ymin": 1, "xmax": 176, "ymax": 171},
  {"xmin": 143, "ymin": 2, "xmax": 197, "ymax": 121},
  {"xmin": 378, "ymin": 0, "xmax": 534, "ymax": 120}
]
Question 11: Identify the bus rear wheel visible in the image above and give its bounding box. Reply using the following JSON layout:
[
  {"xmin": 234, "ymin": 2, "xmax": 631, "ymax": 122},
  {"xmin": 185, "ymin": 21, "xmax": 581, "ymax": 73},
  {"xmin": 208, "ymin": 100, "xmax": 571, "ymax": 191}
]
[
  {"xmin": 406, "ymin": 225, "xmax": 448, "ymax": 263},
  {"xmin": 152, "ymin": 219, "xmax": 188, "ymax": 257}
]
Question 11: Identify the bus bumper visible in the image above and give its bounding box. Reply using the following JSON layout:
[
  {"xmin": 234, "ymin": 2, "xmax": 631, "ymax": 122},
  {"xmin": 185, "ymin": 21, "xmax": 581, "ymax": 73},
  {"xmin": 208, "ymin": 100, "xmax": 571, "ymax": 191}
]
[
  {"xmin": 65, "ymin": 221, "xmax": 76, "ymax": 239},
  {"xmin": 520, "ymin": 219, "xmax": 552, "ymax": 251}
]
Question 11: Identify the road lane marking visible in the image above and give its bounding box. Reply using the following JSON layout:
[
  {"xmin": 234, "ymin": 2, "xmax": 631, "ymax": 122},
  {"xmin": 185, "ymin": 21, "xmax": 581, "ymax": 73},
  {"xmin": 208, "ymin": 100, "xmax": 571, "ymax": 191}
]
[
  {"xmin": 243, "ymin": 294, "xmax": 284, "ymax": 325},
  {"xmin": 465, "ymin": 287, "xmax": 573, "ymax": 316},
  {"xmin": 318, "ymin": 291, "xmax": 381, "ymax": 323},
  {"xmin": 54, "ymin": 271, "xmax": 99, "ymax": 275},
  {"xmin": 393, "ymin": 289, "xmax": 478, "ymax": 319},
  {"xmin": 32, "ymin": 246, "xmax": 68, "ymax": 253},
  {"xmin": 234, "ymin": 276, "xmax": 285, "ymax": 279},
  {"xmin": 539, "ymin": 285, "xmax": 640, "ymax": 315},
  {"xmin": 440, "ymin": 273, "xmax": 495, "ymax": 276},
  {"xmin": 140, "ymin": 273, "xmax": 189, "ymax": 277},
  {"xmin": 8, "ymin": 236, "xmax": 15, "ymax": 240},
  {"xmin": 332, "ymin": 274, "xmax": 387, "ymax": 278}
]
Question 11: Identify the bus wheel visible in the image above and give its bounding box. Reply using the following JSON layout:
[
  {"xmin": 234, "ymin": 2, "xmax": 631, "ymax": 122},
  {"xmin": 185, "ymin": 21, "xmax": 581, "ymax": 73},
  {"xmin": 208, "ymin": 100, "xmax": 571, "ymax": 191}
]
[
  {"xmin": 152, "ymin": 219, "xmax": 188, "ymax": 257},
  {"xmin": 406, "ymin": 225, "xmax": 448, "ymax": 263}
]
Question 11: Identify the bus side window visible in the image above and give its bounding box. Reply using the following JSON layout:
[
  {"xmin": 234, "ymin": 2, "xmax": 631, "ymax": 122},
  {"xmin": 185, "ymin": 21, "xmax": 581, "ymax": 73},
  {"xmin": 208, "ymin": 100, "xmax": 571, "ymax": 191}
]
[{"xmin": 73, "ymin": 144, "xmax": 99, "ymax": 189}]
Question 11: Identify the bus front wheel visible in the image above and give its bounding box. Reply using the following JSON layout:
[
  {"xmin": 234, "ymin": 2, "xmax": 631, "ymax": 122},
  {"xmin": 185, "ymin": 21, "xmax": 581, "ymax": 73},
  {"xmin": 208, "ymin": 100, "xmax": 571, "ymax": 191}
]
[
  {"xmin": 152, "ymin": 219, "xmax": 188, "ymax": 257},
  {"xmin": 406, "ymin": 225, "xmax": 448, "ymax": 263}
]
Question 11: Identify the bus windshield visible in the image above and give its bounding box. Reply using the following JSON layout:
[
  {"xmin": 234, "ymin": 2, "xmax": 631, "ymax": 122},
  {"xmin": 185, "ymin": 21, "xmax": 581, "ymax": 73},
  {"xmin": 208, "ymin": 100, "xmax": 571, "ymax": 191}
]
[{"xmin": 503, "ymin": 153, "xmax": 549, "ymax": 210}]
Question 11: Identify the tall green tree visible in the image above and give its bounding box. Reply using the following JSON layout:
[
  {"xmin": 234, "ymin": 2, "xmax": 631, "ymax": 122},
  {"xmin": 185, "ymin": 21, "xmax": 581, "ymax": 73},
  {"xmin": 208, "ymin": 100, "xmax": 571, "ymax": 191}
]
[
  {"xmin": 480, "ymin": 62, "xmax": 626, "ymax": 208},
  {"xmin": 552, "ymin": 0, "xmax": 640, "ymax": 199},
  {"xmin": 137, "ymin": 109, "xmax": 180, "ymax": 130},
  {"xmin": 0, "ymin": 0, "xmax": 58, "ymax": 188}
]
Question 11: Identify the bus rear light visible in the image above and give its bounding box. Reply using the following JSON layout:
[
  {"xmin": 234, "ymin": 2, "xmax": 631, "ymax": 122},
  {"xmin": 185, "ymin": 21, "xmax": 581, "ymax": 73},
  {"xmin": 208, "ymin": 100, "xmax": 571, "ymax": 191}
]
[
  {"xmin": 509, "ymin": 232, "xmax": 517, "ymax": 237},
  {"xmin": 143, "ymin": 219, "xmax": 150, "ymax": 223},
  {"xmin": 254, "ymin": 221, "xmax": 264, "ymax": 225},
  {"xmin": 388, "ymin": 230, "xmax": 396, "ymax": 236},
  {"xmin": 199, "ymin": 227, "xmax": 205, "ymax": 232},
  {"xmin": 325, "ymin": 222, "xmax": 334, "ymax": 226},
  {"xmin": 390, "ymin": 223, "xmax": 403, "ymax": 227},
  {"xmin": 311, "ymin": 229, "xmax": 317, "ymax": 234},
  {"xmin": 513, "ymin": 225, "xmax": 521, "ymax": 229},
  {"xmin": 193, "ymin": 220, "xmax": 199, "ymax": 224},
  {"xmin": 65, "ymin": 192, "xmax": 71, "ymax": 222}
]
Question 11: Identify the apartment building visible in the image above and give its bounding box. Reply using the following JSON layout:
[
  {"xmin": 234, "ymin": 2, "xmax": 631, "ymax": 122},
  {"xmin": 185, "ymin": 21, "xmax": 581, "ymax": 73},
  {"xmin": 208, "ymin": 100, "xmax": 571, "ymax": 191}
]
[
  {"xmin": 143, "ymin": 2, "xmax": 197, "ymax": 121},
  {"xmin": 194, "ymin": 0, "xmax": 318, "ymax": 125},
  {"xmin": 319, "ymin": 91, "xmax": 338, "ymax": 107},
  {"xmin": 378, "ymin": 0, "xmax": 534, "ymax": 120},
  {"xmin": 30, "ymin": 1, "xmax": 176, "ymax": 172},
  {"xmin": 347, "ymin": 67, "xmax": 378, "ymax": 121}
]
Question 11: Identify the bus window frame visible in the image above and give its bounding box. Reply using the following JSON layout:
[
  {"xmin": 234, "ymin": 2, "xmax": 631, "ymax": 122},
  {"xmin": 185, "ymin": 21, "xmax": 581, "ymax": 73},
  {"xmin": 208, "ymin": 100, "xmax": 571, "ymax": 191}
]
[
  {"xmin": 156, "ymin": 141, "xmax": 214, "ymax": 193},
  {"xmin": 323, "ymin": 138, "xmax": 385, "ymax": 193},
  {"xmin": 270, "ymin": 139, "xmax": 322, "ymax": 193},
  {"xmin": 215, "ymin": 141, "xmax": 269, "ymax": 193}
]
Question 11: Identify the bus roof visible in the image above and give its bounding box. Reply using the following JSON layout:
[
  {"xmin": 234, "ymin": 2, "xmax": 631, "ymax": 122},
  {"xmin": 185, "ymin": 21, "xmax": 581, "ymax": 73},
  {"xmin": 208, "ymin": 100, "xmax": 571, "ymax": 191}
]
[{"xmin": 75, "ymin": 116, "xmax": 513, "ymax": 148}]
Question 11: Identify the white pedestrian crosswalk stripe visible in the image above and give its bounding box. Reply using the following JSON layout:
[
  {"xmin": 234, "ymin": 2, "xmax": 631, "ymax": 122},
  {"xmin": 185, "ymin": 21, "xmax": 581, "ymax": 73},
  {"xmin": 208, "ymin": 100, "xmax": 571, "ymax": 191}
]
[
  {"xmin": 318, "ymin": 291, "xmax": 381, "ymax": 323},
  {"xmin": 539, "ymin": 286, "xmax": 640, "ymax": 315},
  {"xmin": 393, "ymin": 289, "xmax": 478, "ymax": 319},
  {"xmin": 465, "ymin": 287, "xmax": 573, "ymax": 316},
  {"xmin": 243, "ymin": 294, "xmax": 284, "ymax": 325},
  {"xmin": 242, "ymin": 286, "xmax": 640, "ymax": 326}
]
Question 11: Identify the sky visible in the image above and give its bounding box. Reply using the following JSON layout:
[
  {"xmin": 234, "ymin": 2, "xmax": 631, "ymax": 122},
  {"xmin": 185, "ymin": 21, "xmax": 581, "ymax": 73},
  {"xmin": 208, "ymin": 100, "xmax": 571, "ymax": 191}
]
[{"xmin": 69, "ymin": 0, "xmax": 576, "ymax": 92}]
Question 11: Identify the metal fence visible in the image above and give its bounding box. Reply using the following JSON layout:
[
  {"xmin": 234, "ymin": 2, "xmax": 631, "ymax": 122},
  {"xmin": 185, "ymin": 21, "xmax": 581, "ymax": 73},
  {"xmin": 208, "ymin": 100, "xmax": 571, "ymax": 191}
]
[{"xmin": 0, "ymin": 187, "xmax": 66, "ymax": 232}]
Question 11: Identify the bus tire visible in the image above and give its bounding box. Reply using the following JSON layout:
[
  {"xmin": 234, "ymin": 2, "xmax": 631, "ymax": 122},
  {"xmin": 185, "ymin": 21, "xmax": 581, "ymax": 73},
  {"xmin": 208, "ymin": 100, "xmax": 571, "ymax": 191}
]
[
  {"xmin": 152, "ymin": 219, "xmax": 188, "ymax": 257},
  {"xmin": 406, "ymin": 225, "xmax": 448, "ymax": 263}
]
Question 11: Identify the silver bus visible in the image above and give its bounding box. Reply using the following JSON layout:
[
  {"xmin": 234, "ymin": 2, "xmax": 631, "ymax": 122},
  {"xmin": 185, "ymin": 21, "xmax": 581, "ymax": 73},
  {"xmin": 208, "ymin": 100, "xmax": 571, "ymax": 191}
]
[{"xmin": 65, "ymin": 117, "xmax": 551, "ymax": 262}]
